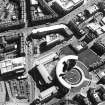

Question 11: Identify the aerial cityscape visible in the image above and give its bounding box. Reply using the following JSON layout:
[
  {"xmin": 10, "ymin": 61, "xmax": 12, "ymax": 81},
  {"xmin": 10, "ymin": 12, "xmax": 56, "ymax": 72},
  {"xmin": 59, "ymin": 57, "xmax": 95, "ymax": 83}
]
[{"xmin": 0, "ymin": 0, "xmax": 105, "ymax": 105}]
